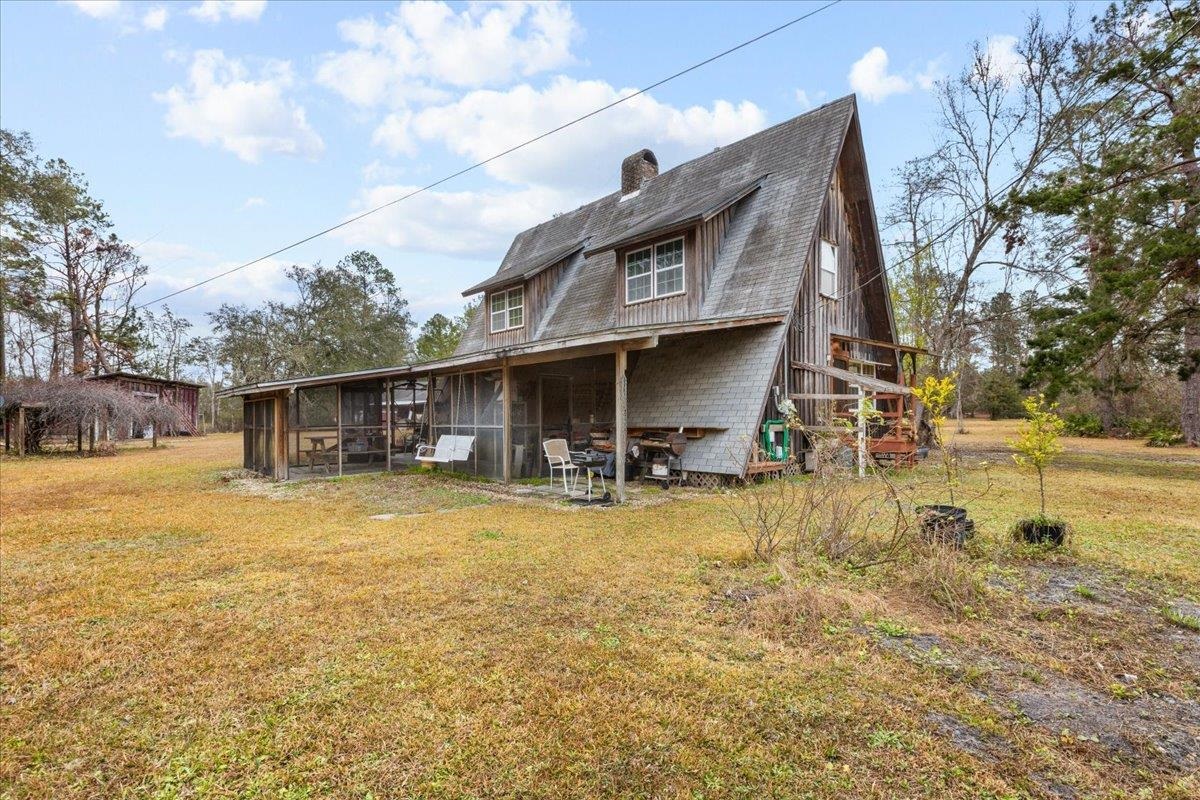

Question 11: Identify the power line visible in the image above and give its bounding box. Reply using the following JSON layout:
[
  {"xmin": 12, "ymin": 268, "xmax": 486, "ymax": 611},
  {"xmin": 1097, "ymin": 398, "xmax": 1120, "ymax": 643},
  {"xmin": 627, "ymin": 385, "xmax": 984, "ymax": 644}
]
[{"xmin": 134, "ymin": 0, "xmax": 844, "ymax": 311}]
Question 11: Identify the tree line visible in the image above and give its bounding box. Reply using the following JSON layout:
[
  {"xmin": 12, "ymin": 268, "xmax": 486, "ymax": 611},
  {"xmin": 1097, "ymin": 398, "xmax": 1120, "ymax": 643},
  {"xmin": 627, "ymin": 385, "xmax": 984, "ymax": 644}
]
[
  {"xmin": 886, "ymin": 0, "xmax": 1197, "ymax": 445},
  {"xmin": 1, "ymin": 130, "xmax": 476, "ymax": 431}
]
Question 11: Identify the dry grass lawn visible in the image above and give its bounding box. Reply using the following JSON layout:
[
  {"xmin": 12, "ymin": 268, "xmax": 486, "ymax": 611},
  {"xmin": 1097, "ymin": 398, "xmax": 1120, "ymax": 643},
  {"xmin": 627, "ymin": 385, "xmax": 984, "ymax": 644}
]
[{"xmin": 1, "ymin": 422, "xmax": 1197, "ymax": 798}]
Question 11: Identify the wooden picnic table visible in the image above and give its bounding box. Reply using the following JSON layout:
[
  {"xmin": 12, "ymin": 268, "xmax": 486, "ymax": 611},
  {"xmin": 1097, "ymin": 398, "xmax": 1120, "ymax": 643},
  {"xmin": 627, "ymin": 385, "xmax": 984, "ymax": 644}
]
[{"xmin": 304, "ymin": 435, "xmax": 336, "ymax": 473}]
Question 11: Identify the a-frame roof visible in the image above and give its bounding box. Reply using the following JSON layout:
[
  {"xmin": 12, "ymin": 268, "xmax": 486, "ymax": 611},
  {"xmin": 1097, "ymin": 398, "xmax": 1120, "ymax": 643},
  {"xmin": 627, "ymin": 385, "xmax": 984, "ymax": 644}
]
[{"xmin": 457, "ymin": 95, "xmax": 883, "ymax": 354}]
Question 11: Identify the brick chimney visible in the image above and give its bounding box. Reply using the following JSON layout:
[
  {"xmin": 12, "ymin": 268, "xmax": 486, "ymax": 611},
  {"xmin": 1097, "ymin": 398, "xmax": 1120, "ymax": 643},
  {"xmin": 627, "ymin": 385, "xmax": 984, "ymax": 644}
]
[{"xmin": 621, "ymin": 149, "xmax": 658, "ymax": 195}]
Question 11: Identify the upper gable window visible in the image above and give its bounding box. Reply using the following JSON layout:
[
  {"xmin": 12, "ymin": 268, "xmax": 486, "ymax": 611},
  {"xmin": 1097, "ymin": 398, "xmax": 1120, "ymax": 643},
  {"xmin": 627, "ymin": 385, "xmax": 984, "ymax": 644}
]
[
  {"xmin": 489, "ymin": 286, "xmax": 524, "ymax": 332},
  {"xmin": 625, "ymin": 237, "xmax": 685, "ymax": 304},
  {"xmin": 819, "ymin": 239, "xmax": 838, "ymax": 298}
]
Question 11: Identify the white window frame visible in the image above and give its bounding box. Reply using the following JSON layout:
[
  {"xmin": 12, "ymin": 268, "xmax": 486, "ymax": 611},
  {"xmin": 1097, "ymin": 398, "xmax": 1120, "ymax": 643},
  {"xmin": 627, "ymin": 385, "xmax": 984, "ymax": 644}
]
[
  {"xmin": 625, "ymin": 236, "xmax": 686, "ymax": 305},
  {"xmin": 488, "ymin": 286, "xmax": 524, "ymax": 333},
  {"xmin": 819, "ymin": 238, "xmax": 838, "ymax": 298}
]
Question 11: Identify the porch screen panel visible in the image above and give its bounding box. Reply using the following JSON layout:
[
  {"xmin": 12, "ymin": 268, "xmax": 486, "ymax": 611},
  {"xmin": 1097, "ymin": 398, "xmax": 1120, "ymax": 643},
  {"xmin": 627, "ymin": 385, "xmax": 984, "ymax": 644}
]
[
  {"xmin": 509, "ymin": 374, "xmax": 540, "ymax": 479},
  {"xmin": 289, "ymin": 386, "xmax": 337, "ymax": 478},
  {"xmin": 339, "ymin": 381, "xmax": 387, "ymax": 473},
  {"xmin": 390, "ymin": 380, "xmax": 427, "ymax": 462},
  {"xmin": 428, "ymin": 371, "xmax": 504, "ymax": 479},
  {"xmin": 243, "ymin": 397, "xmax": 274, "ymax": 477}
]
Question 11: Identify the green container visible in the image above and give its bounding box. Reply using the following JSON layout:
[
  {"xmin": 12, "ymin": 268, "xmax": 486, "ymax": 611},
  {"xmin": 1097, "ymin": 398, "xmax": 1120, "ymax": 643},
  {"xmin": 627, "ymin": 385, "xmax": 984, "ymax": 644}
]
[{"xmin": 761, "ymin": 418, "xmax": 789, "ymax": 461}]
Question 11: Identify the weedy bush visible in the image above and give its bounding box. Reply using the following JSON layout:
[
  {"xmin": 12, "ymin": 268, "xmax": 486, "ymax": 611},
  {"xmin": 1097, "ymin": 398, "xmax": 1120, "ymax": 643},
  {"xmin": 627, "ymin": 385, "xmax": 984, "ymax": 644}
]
[{"xmin": 906, "ymin": 538, "xmax": 987, "ymax": 618}]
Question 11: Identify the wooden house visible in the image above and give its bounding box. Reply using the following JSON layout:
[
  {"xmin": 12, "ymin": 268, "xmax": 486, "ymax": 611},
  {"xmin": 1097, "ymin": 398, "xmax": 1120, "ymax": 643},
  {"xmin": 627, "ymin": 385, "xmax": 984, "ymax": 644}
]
[
  {"xmin": 220, "ymin": 95, "xmax": 918, "ymax": 496},
  {"xmin": 87, "ymin": 372, "xmax": 201, "ymax": 437}
]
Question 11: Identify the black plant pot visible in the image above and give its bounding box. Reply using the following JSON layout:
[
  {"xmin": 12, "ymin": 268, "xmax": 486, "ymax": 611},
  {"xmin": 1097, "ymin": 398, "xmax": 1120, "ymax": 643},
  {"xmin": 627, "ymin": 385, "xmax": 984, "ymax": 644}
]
[
  {"xmin": 916, "ymin": 504, "xmax": 975, "ymax": 548},
  {"xmin": 1015, "ymin": 518, "xmax": 1068, "ymax": 547}
]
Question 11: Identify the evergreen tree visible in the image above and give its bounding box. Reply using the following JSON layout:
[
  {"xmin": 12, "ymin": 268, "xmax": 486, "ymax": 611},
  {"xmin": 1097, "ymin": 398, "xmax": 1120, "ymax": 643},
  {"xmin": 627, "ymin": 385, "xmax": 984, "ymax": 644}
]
[{"xmin": 1019, "ymin": 0, "xmax": 1200, "ymax": 443}]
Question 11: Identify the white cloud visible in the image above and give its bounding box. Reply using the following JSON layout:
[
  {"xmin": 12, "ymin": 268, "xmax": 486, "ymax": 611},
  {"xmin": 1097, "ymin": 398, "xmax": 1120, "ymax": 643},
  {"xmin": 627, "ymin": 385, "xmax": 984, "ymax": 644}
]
[
  {"xmin": 65, "ymin": 1, "xmax": 121, "ymax": 19},
  {"xmin": 316, "ymin": 1, "xmax": 579, "ymax": 108},
  {"xmin": 240, "ymin": 196, "xmax": 267, "ymax": 210},
  {"xmin": 188, "ymin": 1, "xmax": 266, "ymax": 24},
  {"xmin": 915, "ymin": 57, "xmax": 946, "ymax": 91},
  {"xmin": 375, "ymin": 76, "xmax": 767, "ymax": 197},
  {"xmin": 338, "ymin": 183, "xmax": 571, "ymax": 259},
  {"xmin": 142, "ymin": 5, "xmax": 168, "ymax": 31},
  {"xmin": 794, "ymin": 89, "xmax": 828, "ymax": 111},
  {"xmin": 137, "ymin": 240, "xmax": 297, "ymax": 310},
  {"xmin": 155, "ymin": 49, "xmax": 324, "ymax": 163},
  {"xmin": 983, "ymin": 35, "xmax": 1024, "ymax": 84},
  {"xmin": 848, "ymin": 47, "xmax": 913, "ymax": 103}
]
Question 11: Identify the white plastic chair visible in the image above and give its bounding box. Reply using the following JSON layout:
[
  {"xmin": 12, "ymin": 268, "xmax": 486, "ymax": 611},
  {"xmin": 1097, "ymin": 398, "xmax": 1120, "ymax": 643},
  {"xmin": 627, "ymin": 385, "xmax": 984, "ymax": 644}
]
[{"xmin": 542, "ymin": 438, "xmax": 579, "ymax": 494}]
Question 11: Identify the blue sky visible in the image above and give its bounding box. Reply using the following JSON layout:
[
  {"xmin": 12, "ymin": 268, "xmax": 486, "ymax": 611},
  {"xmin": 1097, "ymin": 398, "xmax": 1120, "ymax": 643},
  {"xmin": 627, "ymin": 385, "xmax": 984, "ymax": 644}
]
[{"xmin": 1, "ymin": 0, "xmax": 1094, "ymax": 334}]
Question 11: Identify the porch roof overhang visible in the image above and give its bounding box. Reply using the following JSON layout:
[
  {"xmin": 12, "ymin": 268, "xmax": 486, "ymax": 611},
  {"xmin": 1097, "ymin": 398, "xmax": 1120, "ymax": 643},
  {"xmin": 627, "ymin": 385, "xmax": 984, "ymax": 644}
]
[
  {"xmin": 794, "ymin": 361, "xmax": 912, "ymax": 395},
  {"xmin": 217, "ymin": 312, "xmax": 786, "ymax": 399}
]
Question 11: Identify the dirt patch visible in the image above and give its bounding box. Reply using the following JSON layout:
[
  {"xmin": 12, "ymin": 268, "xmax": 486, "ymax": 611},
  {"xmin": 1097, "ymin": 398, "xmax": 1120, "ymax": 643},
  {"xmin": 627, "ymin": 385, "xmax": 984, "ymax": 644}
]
[
  {"xmin": 1008, "ymin": 676, "xmax": 1200, "ymax": 771},
  {"xmin": 924, "ymin": 712, "xmax": 1014, "ymax": 763},
  {"xmin": 867, "ymin": 560, "xmax": 1200, "ymax": 773}
]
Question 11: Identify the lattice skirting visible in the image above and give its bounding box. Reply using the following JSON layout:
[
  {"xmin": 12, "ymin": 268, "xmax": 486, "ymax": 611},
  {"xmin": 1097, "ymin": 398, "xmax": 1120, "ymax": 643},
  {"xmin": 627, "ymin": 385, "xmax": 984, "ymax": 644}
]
[{"xmin": 685, "ymin": 471, "xmax": 731, "ymax": 489}]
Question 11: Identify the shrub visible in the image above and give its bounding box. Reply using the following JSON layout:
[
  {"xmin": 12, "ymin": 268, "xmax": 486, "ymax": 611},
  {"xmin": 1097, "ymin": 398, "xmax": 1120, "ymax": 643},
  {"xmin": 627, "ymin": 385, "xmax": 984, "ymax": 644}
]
[
  {"xmin": 1145, "ymin": 428, "xmax": 1183, "ymax": 447},
  {"xmin": 1063, "ymin": 412, "xmax": 1104, "ymax": 437}
]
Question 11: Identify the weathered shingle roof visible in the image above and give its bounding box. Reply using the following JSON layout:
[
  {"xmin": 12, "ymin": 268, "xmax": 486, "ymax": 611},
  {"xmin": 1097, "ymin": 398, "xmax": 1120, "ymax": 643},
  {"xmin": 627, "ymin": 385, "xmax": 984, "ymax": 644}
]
[{"xmin": 457, "ymin": 95, "xmax": 857, "ymax": 354}]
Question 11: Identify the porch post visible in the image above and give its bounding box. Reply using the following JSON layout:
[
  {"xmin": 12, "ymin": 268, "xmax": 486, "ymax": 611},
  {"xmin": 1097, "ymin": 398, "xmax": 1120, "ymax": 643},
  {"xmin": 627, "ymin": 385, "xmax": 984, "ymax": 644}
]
[
  {"xmin": 16, "ymin": 406, "xmax": 25, "ymax": 456},
  {"xmin": 385, "ymin": 379, "xmax": 392, "ymax": 472},
  {"xmin": 274, "ymin": 389, "xmax": 289, "ymax": 481},
  {"xmin": 857, "ymin": 383, "xmax": 867, "ymax": 479},
  {"xmin": 502, "ymin": 360, "xmax": 512, "ymax": 483},
  {"xmin": 615, "ymin": 344, "xmax": 628, "ymax": 502},
  {"xmin": 336, "ymin": 383, "xmax": 343, "ymax": 477}
]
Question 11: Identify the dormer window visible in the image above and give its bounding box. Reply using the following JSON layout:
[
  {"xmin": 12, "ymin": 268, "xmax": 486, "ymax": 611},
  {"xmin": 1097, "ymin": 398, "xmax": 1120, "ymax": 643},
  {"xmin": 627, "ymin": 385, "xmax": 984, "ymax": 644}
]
[
  {"xmin": 489, "ymin": 286, "xmax": 524, "ymax": 332},
  {"xmin": 625, "ymin": 237, "xmax": 685, "ymax": 304}
]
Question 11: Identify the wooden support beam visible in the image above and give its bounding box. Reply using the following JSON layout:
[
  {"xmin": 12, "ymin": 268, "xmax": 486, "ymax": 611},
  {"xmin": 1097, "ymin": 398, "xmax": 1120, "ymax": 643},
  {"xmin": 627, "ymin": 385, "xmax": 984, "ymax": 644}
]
[
  {"xmin": 791, "ymin": 393, "xmax": 863, "ymax": 401},
  {"xmin": 336, "ymin": 383, "xmax": 343, "ymax": 478},
  {"xmin": 614, "ymin": 344, "xmax": 628, "ymax": 503},
  {"xmin": 16, "ymin": 406, "xmax": 25, "ymax": 456},
  {"xmin": 501, "ymin": 360, "xmax": 512, "ymax": 483},
  {"xmin": 856, "ymin": 384, "xmax": 867, "ymax": 479},
  {"xmin": 274, "ymin": 390, "xmax": 289, "ymax": 481},
  {"xmin": 385, "ymin": 379, "xmax": 392, "ymax": 472}
]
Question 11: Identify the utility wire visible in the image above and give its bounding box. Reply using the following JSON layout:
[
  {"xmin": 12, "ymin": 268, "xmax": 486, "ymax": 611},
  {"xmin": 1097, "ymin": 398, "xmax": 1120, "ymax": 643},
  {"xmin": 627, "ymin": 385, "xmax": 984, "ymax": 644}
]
[
  {"xmin": 134, "ymin": 0, "xmax": 844, "ymax": 311},
  {"xmin": 16, "ymin": 9, "xmax": 1196, "ymax": 363}
]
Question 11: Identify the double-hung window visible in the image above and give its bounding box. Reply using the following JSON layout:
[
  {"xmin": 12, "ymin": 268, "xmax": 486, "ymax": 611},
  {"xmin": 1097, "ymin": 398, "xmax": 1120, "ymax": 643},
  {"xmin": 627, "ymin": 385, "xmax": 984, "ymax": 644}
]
[
  {"xmin": 819, "ymin": 239, "xmax": 838, "ymax": 298},
  {"xmin": 625, "ymin": 237, "xmax": 685, "ymax": 303},
  {"xmin": 489, "ymin": 286, "xmax": 524, "ymax": 332}
]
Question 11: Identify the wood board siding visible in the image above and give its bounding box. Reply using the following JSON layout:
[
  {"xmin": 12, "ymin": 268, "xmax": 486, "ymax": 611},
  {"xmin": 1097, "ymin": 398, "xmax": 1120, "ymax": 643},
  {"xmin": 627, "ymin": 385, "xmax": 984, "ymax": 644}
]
[
  {"xmin": 485, "ymin": 256, "xmax": 572, "ymax": 347},
  {"xmin": 785, "ymin": 162, "xmax": 885, "ymax": 432},
  {"xmin": 614, "ymin": 210, "xmax": 731, "ymax": 328}
]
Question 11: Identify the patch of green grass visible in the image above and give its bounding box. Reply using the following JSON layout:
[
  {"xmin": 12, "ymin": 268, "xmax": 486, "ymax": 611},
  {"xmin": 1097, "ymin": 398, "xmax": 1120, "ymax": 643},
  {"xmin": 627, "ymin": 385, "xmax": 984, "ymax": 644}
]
[
  {"xmin": 1162, "ymin": 605, "xmax": 1200, "ymax": 632},
  {"xmin": 473, "ymin": 529, "xmax": 503, "ymax": 541},
  {"xmin": 874, "ymin": 619, "xmax": 910, "ymax": 638},
  {"xmin": 1073, "ymin": 584, "xmax": 1099, "ymax": 601},
  {"xmin": 867, "ymin": 728, "xmax": 908, "ymax": 750}
]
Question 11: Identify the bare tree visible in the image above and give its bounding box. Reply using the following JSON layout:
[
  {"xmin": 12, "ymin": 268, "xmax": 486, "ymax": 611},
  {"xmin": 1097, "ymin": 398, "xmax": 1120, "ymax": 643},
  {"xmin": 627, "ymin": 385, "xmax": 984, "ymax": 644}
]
[{"xmin": 886, "ymin": 14, "xmax": 1080, "ymax": 399}]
